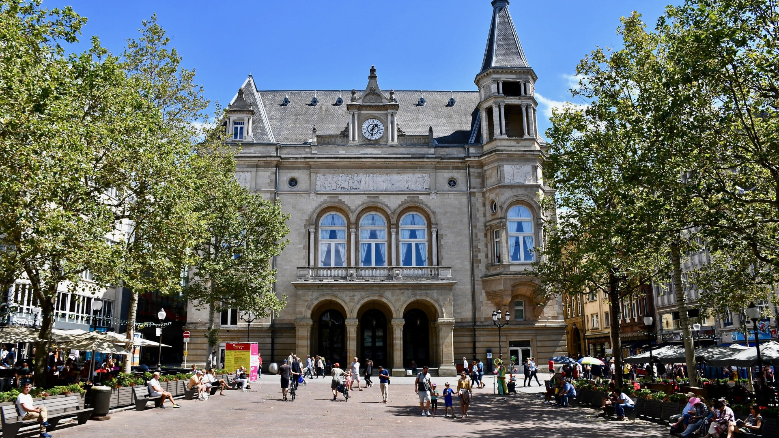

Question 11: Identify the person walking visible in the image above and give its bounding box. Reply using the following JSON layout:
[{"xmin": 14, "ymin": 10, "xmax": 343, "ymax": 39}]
[
  {"xmin": 304, "ymin": 355, "xmax": 314, "ymax": 379},
  {"xmin": 415, "ymin": 365, "xmax": 432, "ymax": 417},
  {"xmin": 457, "ymin": 371, "xmax": 473, "ymax": 418},
  {"xmin": 280, "ymin": 359, "xmax": 292, "ymax": 401},
  {"xmin": 442, "ymin": 382, "xmax": 455, "ymax": 418},
  {"xmin": 378, "ymin": 365, "xmax": 390, "ymax": 403},
  {"xmin": 529, "ymin": 357, "xmax": 541, "ymax": 386},
  {"xmin": 523, "ymin": 358, "xmax": 531, "ymax": 387},
  {"xmin": 331, "ymin": 362, "xmax": 345, "ymax": 401},
  {"xmin": 364, "ymin": 359, "xmax": 373, "ymax": 388},
  {"xmin": 257, "ymin": 353, "xmax": 262, "ymax": 379},
  {"xmin": 349, "ymin": 357, "xmax": 362, "ymax": 391},
  {"xmin": 317, "ymin": 356, "xmax": 324, "ymax": 378},
  {"xmin": 477, "ymin": 359, "xmax": 485, "ymax": 388}
]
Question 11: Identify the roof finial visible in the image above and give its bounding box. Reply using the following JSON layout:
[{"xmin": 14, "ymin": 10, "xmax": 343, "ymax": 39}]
[{"xmin": 369, "ymin": 65, "xmax": 377, "ymax": 77}]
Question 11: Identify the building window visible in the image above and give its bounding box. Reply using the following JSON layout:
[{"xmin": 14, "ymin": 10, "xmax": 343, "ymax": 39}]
[
  {"xmin": 493, "ymin": 229, "xmax": 501, "ymax": 263},
  {"xmin": 233, "ymin": 121, "xmax": 245, "ymax": 140},
  {"xmin": 399, "ymin": 213, "xmax": 427, "ymax": 266},
  {"xmin": 514, "ymin": 300, "xmax": 525, "ymax": 321},
  {"xmin": 590, "ymin": 314, "xmax": 599, "ymax": 329},
  {"xmin": 319, "ymin": 213, "xmax": 347, "ymax": 267},
  {"xmin": 604, "ymin": 312, "xmax": 610, "ymax": 327},
  {"xmin": 221, "ymin": 308, "xmax": 239, "ymax": 326},
  {"xmin": 507, "ymin": 205, "xmax": 534, "ymax": 262},
  {"xmin": 359, "ymin": 213, "xmax": 387, "ymax": 267}
]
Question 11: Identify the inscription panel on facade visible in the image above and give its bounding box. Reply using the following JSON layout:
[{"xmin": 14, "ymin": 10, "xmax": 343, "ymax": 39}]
[
  {"xmin": 504, "ymin": 165, "xmax": 536, "ymax": 184},
  {"xmin": 316, "ymin": 173, "xmax": 430, "ymax": 192}
]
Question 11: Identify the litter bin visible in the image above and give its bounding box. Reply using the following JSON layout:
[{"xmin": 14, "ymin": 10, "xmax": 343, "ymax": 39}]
[{"xmin": 90, "ymin": 385, "xmax": 112, "ymax": 417}]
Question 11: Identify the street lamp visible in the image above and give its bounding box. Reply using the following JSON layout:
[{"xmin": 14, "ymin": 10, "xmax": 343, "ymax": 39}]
[
  {"xmin": 89, "ymin": 299, "xmax": 103, "ymax": 381},
  {"xmin": 492, "ymin": 309, "xmax": 510, "ymax": 361},
  {"xmin": 745, "ymin": 302, "xmax": 763, "ymax": 378},
  {"xmin": 643, "ymin": 316, "xmax": 656, "ymax": 381},
  {"xmin": 156, "ymin": 308, "xmax": 166, "ymax": 371},
  {"xmin": 240, "ymin": 311, "xmax": 257, "ymax": 342}
]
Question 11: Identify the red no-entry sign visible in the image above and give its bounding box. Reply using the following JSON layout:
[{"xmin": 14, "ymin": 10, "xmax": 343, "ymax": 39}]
[{"xmin": 183, "ymin": 331, "xmax": 190, "ymax": 341}]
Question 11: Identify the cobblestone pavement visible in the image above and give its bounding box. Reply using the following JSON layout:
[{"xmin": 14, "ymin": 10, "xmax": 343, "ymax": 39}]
[{"xmin": 45, "ymin": 376, "xmax": 670, "ymax": 438}]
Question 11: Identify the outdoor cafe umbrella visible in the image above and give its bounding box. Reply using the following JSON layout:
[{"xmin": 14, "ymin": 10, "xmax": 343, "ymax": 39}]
[
  {"xmin": 550, "ymin": 356, "xmax": 577, "ymax": 364},
  {"xmin": 104, "ymin": 330, "xmax": 171, "ymax": 348},
  {"xmin": 578, "ymin": 356, "xmax": 605, "ymax": 366},
  {"xmin": 623, "ymin": 345, "xmax": 687, "ymax": 364},
  {"xmin": 707, "ymin": 340, "xmax": 779, "ymax": 368},
  {"xmin": 695, "ymin": 344, "xmax": 748, "ymax": 363}
]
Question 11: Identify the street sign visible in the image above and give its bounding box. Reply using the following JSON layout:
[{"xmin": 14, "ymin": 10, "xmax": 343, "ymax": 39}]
[
  {"xmin": 184, "ymin": 351, "xmax": 188, "ymax": 356},
  {"xmin": 183, "ymin": 331, "xmax": 190, "ymax": 342},
  {"xmin": 156, "ymin": 328, "xmax": 162, "ymax": 337}
]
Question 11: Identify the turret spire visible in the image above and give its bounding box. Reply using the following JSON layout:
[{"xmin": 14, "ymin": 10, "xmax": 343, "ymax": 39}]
[{"xmin": 481, "ymin": 0, "xmax": 529, "ymax": 72}]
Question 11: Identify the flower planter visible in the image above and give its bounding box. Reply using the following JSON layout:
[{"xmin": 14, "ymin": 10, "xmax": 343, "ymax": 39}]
[
  {"xmin": 109, "ymin": 388, "xmax": 119, "ymax": 408},
  {"xmin": 661, "ymin": 402, "xmax": 684, "ymax": 424},
  {"xmin": 643, "ymin": 399, "xmax": 663, "ymax": 420},
  {"xmin": 117, "ymin": 386, "xmax": 133, "ymax": 407}
]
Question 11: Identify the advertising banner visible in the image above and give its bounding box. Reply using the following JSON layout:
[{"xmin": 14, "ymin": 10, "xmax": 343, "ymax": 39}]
[{"xmin": 225, "ymin": 342, "xmax": 259, "ymax": 381}]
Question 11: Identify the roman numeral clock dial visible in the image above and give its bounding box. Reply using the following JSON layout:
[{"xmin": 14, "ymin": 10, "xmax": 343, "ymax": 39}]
[{"xmin": 361, "ymin": 118, "xmax": 385, "ymax": 140}]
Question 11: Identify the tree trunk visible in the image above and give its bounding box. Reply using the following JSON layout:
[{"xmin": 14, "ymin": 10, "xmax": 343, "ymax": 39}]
[
  {"xmin": 671, "ymin": 242, "xmax": 698, "ymax": 387},
  {"xmin": 32, "ymin": 288, "xmax": 56, "ymax": 388},
  {"xmin": 207, "ymin": 301, "xmax": 216, "ymax": 368},
  {"xmin": 608, "ymin": 271, "xmax": 623, "ymax": 389},
  {"xmin": 123, "ymin": 290, "xmax": 139, "ymax": 373}
]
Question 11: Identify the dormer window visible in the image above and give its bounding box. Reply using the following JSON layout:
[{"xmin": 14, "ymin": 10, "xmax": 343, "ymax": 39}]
[{"xmin": 233, "ymin": 120, "xmax": 245, "ymax": 140}]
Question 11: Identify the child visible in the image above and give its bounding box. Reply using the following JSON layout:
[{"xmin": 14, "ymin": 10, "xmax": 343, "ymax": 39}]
[
  {"xmin": 430, "ymin": 383, "xmax": 439, "ymax": 416},
  {"xmin": 443, "ymin": 382, "xmax": 455, "ymax": 418}
]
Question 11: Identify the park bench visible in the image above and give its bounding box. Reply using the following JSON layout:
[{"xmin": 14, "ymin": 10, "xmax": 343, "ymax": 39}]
[
  {"xmin": 1, "ymin": 395, "xmax": 92, "ymax": 438},
  {"xmin": 133, "ymin": 385, "xmax": 162, "ymax": 410}
]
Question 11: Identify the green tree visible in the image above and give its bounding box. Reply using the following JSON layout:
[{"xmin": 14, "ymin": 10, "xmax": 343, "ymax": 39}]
[
  {"xmin": 112, "ymin": 16, "xmax": 212, "ymax": 372},
  {"xmin": 184, "ymin": 145, "xmax": 289, "ymax": 366},
  {"xmin": 0, "ymin": 0, "xmax": 154, "ymax": 385}
]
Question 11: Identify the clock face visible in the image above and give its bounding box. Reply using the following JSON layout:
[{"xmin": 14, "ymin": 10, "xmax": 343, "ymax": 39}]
[{"xmin": 361, "ymin": 118, "xmax": 385, "ymax": 140}]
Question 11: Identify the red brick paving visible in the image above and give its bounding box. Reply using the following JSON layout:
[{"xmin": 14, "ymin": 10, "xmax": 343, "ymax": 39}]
[{"xmin": 45, "ymin": 377, "xmax": 669, "ymax": 438}]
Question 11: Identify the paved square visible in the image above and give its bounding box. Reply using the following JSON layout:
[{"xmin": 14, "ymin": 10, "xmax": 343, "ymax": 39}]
[{"xmin": 47, "ymin": 377, "xmax": 668, "ymax": 437}]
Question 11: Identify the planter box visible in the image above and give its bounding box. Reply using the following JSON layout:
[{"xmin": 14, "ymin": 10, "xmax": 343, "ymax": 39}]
[
  {"xmin": 117, "ymin": 386, "xmax": 133, "ymax": 407},
  {"xmin": 643, "ymin": 399, "xmax": 663, "ymax": 420},
  {"xmin": 661, "ymin": 402, "xmax": 684, "ymax": 424},
  {"xmin": 646, "ymin": 383, "xmax": 674, "ymax": 394},
  {"xmin": 109, "ymin": 388, "xmax": 119, "ymax": 408}
]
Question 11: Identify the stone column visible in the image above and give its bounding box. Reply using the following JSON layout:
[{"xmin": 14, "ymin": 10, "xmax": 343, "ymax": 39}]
[
  {"xmin": 501, "ymin": 224, "xmax": 510, "ymax": 264},
  {"xmin": 431, "ymin": 228, "xmax": 438, "ymax": 266},
  {"xmin": 498, "ymin": 80, "xmax": 503, "ymax": 95},
  {"xmin": 521, "ymin": 103, "xmax": 529, "ymax": 138},
  {"xmin": 345, "ymin": 318, "xmax": 359, "ymax": 362},
  {"xmin": 391, "ymin": 228, "xmax": 397, "ymax": 266},
  {"xmin": 437, "ymin": 318, "xmax": 457, "ymax": 377},
  {"xmin": 294, "ymin": 318, "xmax": 313, "ymax": 357},
  {"xmin": 480, "ymin": 109, "xmax": 488, "ymax": 144},
  {"xmin": 391, "ymin": 318, "xmax": 405, "ymax": 376},
  {"xmin": 491, "ymin": 104, "xmax": 500, "ymax": 141},
  {"xmin": 309, "ymin": 227, "xmax": 315, "ymax": 267},
  {"xmin": 532, "ymin": 107, "xmax": 538, "ymax": 138},
  {"xmin": 350, "ymin": 228, "xmax": 356, "ymax": 267},
  {"xmin": 499, "ymin": 103, "xmax": 506, "ymax": 137}
]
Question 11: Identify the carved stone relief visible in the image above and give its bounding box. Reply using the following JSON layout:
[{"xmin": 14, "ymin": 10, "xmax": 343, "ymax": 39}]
[
  {"xmin": 235, "ymin": 172, "xmax": 251, "ymax": 188},
  {"xmin": 316, "ymin": 173, "xmax": 430, "ymax": 192},
  {"xmin": 504, "ymin": 165, "xmax": 536, "ymax": 184}
]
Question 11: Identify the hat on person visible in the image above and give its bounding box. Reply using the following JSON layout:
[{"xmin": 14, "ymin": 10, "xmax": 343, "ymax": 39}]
[
  {"xmin": 334, "ymin": 363, "xmax": 339, "ymax": 368},
  {"xmin": 686, "ymin": 392, "xmax": 696, "ymax": 399},
  {"xmin": 689, "ymin": 397, "xmax": 701, "ymax": 405},
  {"xmin": 196, "ymin": 370, "xmax": 202, "ymax": 375},
  {"xmin": 283, "ymin": 359, "xmax": 288, "ymax": 363},
  {"xmin": 445, "ymin": 382, "xmax": 450, "ymax": 386},
  {"xmin": 432, "ymin": 383, "xmax": 437, "ymax": 387}
]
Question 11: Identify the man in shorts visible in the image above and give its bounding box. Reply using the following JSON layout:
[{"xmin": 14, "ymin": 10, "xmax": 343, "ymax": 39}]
[
  {"xmin": 349, "ymin": 357, "xmax": 362, "ymax": 391},
  {"xmin": 415, "ymin": 365, "xmax": 432, "ymax": 416},
  {"xmin": 279, "ymin": 359, "xmax": 292, "ymax": 401},
  {"xmin": 148, "ymin": 372, "xmax": 179, "ymax": 408}
]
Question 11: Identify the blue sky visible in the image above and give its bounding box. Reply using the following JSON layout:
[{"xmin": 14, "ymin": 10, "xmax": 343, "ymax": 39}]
[{"xmin": 43, "ymin": 0, "xmax": 670, "ymax": 136}]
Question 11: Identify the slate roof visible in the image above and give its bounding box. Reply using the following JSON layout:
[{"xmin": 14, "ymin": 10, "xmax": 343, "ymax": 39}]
[
  {"xmin": 232, "ymin": 78, "xmax": 481, "ymax": 145},
  {"xmin": 480, "ymin": 0, "xmax": 529, "ymax": 72}
]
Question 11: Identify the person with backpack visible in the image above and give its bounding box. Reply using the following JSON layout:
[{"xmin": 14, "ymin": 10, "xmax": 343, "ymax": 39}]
[{"xmin": 415, "ymin": 365, "xmax": 432, "ymax": 417}]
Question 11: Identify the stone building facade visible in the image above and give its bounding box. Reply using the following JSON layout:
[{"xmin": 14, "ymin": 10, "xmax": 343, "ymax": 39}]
[{"xmin": 185, "ymin": 0, "xmax": 566, "ymax": 376}]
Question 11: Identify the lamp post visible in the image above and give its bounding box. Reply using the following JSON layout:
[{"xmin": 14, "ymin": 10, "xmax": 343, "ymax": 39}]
[
  {"xmin": 89, "ymin": 299, "xmax": 102, "ymax": 381},
  {"xmin": 156, "ymin": 308, "xmax": 166, "ymax": 371},
  {"xmin": 746, "ymin": 302, "xmax": 763, "ymax": 378},
  {"xmin": 492, "ymin": 309, "xmax": 510, "ymax": 361},
  {"xmin": 240, "ymin": 311, "xmax": 257, "ymax": 342},
  {"xmin": 643, "ymin": 316, "xmax": 656, "ymax": 381}
]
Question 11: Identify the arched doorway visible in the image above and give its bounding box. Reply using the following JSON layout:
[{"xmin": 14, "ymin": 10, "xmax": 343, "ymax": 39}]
[
  {"xmin": 317, "ymin": 309, "xmax": 345, "ymax": 365},
  {"xmin": 360, "ymin": 309, "xmax": 387, "ymax": 367},
  {"xmin": 403, "ymin": 308, "xmax": 429, "ymax": 368}
]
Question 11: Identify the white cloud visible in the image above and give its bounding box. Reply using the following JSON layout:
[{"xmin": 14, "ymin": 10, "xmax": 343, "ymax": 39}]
[
  {"xmin": 535, "ymin": 93, "xmax": 588, "ymax": 119},
  {"xmin": 562, "ymin": 73, "xmax": 586, "ymax": 90}
]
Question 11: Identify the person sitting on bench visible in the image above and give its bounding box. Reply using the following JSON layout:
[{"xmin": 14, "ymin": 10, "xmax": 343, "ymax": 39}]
[
  {"xmin": 188, "ymin": 370, "xmax": 207, "ymax": 400},
  {"xmin": 204, "ymin": 369, "xmax": 227, "ymax": 395},
  {"xmin": 149, "ymin": 372, "xmax": 179, "ymax": 408},
  {"xmin": 560, "ymin": 379, "xmax": 577, "ymax": 407},
  {"xmin": 16, "ymin": 383, "xmax": 51, "ymax": 438}
]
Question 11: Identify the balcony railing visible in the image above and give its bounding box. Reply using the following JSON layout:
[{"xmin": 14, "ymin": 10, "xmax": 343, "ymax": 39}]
[{"xmin": 296, "ymin": 266, "xmax": 452, "ymax": 282}]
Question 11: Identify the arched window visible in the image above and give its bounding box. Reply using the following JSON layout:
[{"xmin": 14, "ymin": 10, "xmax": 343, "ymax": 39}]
[
  {"xmin": 319, "ymin": 213, "xmax": 346, "ymax": 267},
  {"xmin": 359, "ymin": 213, "xmax": 387, "ymax": 267},
  {"xmin": 400, "ymin": 213, "xmax": 427, "ymax": 266},
  {"xmin": 507, "ymin": 205, "xmax": 534, "ymax": 262}
]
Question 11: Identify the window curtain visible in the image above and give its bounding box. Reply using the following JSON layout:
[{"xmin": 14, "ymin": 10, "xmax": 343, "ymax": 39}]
[
  {"xmin": 523, "ymin": 236, "xmax": 534, "ymax": 261},
  {"xmin": 361, "ymin": 243, "xmax": 371, "ymax": 266},
  {"xmin": 415, "ymin": 243, "xmax": 427, "ymax": 266},
  {"xmin": 335, "ymin": 243, "xmax": 346, "ymax": 267},
  {"xmin": 375, "ymin": 243, "xmax": 386, "ymax": 266},
  {"xmin": 320, "ymin": 243, "xmax": 330, "ymax": 266},
  {"xmin": 401, "ymin": 243, "xmax": 412, "ymax": 266},
  {"xmin": 509, "ymin": 236, "xmax": 521, "ymax": 261}
]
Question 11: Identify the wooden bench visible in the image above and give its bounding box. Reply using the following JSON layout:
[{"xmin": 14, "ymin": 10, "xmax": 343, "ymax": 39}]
[
  {"xmin": 1, "ymin": 395, "xmax": 92, "ymax": 438},
  {"xmin": 132, "ymin": 386, "xmax": 162, "ymax": 411}
]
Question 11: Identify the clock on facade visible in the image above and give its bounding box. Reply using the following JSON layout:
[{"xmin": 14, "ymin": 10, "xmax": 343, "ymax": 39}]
[{"xmin": 361, "ymin": 118, "xmax": 385, "ymax": 140}]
